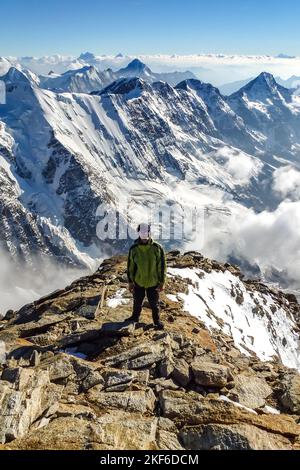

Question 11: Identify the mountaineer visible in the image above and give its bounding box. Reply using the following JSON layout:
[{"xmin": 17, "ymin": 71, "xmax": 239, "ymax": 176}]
[{"xmin": 126, "ymin": 223, "xmax": 166, "ymax": 329}]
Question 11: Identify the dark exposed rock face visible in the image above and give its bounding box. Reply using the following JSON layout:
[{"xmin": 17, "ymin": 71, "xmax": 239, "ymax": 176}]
[{"xmin": 0, "ymin": 252, "xmax": 300, "ymax": 450}]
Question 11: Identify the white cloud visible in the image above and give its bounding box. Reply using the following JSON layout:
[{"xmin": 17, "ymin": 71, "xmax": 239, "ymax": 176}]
[
  {"xmin": 203, "ymin": 201, "xmax": 300, "ymax": 285},
  {"xmin": 137, "ymin": 54, "xmax": 300, "ymax": 83},
  {"xmin": 185, "ymin": 197, "xmax": 300, "ymax": 288},
  {"xmin": 213, "ymin": 147, "xmax": 263, "ymax": 185},
  {"xmin": 273, "ymin": 165, "xmax": 300, "ymax": 201},
  {"xmin": 0, "ymin": 249, "xmax": 88, "ymax": 316}
]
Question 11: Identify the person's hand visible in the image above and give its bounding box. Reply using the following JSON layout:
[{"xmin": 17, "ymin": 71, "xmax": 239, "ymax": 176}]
[
  {"xmin": 129, "ymin": 283, "xmax": 134, "ymax": 293},
  {"xmin": 158, "ymin": 283, "xmax": 165, "ymax": 292}
]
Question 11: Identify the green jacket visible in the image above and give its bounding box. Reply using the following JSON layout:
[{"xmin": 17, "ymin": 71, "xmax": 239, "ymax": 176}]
[{"xmin": 127, "ymin": 238, "xmax": 167, "ymax": 288}]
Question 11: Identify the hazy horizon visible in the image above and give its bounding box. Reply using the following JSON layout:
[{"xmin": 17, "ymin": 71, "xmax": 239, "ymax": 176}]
[{"xmin": 2, "ymin": 52, "xmax": 300, "ymax": 86}]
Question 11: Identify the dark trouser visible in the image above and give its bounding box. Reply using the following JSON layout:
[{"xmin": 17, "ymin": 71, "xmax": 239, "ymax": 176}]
[{"xmin": 132, "ymin": 284, "xmax": 160, "ymax": 324}]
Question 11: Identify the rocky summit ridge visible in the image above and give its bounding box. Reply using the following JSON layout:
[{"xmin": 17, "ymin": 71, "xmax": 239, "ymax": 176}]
[{"xmin": 0, "ymin": 251, "xmax": 300, "ymax": 450}]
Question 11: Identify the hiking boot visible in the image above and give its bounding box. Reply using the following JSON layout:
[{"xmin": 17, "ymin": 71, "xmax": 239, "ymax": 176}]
[
  {"xmin": 125, "ymin": 316, "xmax": 139, "ymax": 323},
  {"xmin": 154, "ymin": 321, "xmax": 164, "ymax": 330}
]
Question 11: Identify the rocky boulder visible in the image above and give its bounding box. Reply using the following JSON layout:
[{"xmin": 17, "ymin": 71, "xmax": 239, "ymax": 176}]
[
  {"xmin": 191, "ymin": 361, "xmax": 230, "ymax": 388},
  {"xmin": 0, "ymin": 368, "xmax": 62, "ymax": 444},
  {"xmin": 280, "ymin": 373, "xmax": 300, "ymax": 415},
  {"xmin": 228, "ymin": 374, "xmax": 273, "ymax": 410}
]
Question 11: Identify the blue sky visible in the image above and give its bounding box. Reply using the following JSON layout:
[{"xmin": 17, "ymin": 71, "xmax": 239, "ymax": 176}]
[{"xmin": 1, "ymin": 0, "xmax": 300, "ymax": 57}]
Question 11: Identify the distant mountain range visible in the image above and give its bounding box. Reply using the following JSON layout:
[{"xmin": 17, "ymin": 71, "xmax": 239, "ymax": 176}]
[
  {"xmin": 38, "ymin": 59, "xmax": 197, "ymax": 93},
  {"xmin": 1, "ymin": 59, "xmax": 300, "ymax": 285}
]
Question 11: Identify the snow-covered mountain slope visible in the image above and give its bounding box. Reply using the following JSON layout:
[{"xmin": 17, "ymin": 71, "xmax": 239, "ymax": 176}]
[
  {"xmin": 228, "ymin": 73, "xmax": 300, "ymax": 158},
  {"xmin": 37, "ymin": 59, "xmax": 197, "ymax": 94},
  {"xmin": 176, "ymin": 79, "xmax": 257, "ymax": 152},
  {"xmin": 0, "ymin": 120, "xmax": 95, "ymax": 268},
  {"xmin": 39, "ymin": 66, "xmax": 117, "ymax": 94},
  {"xmin": 1, "ymin": 66, "xmax": 300, "ymax": 279},
  {"xmin": 0, "ymin": 69, "xmax": 113, "ymax": 266}
]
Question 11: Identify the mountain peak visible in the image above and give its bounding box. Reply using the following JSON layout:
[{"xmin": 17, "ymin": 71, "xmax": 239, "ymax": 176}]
[
  {"xmin": 3, "ymin": 67, "xmax": 38, "ymax": 86},
  {"xmin": 126, "ymin": 58, "xmax": 147, "ymax": 71},
  {"xmin": 78, "ymin": 52, "xmax": 96, "ymax": 62},
  {"xmin": 176, "ymin": 78, "xmax": 218, "ymax": 92},
  {"xmin": 176, "ymin": 78, "xmax": 222, "ymax": 98},
  {"xmin": 231, "ymin": 71, "xmax": 291, "ymax": 101},
  {"xmin": 73, "ymin": 65, "xmax": 98, "ymax": 75},
  {"xmin": 240, "ymin": 72, "xmax": 279, "ymax": 94},
  {"xmin": 4, "ymin": 67, "xmax": 28, "ymax": 81},
  {"xmin": 277, "ymin": 53, "xmax": 296, "ymax": 59},
  {"xmin": 117, "ymin": 58, "xmax": 152, "ymax": 77},
  {"xmin": 176, "ymin": 78, "xmax": 204, "ymax": 90},
  {"xmin": 255, "ymin": 71, "xmax": 277, "ymax": 87}
]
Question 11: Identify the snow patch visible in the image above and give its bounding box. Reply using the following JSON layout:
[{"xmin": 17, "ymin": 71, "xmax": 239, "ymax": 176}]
[
  {"xmin": 219, "ymin": 395, "xmax": 258, "ymax": 414},
  {"xmin": 262, "ymin": 405, "xmax": 281, "ymax": 415},
  {"xmin": 166, "ymin": 294, "xmax": 179, "ymax": 302},
  {"xmin": 107, "ymin": 289, "xmax": 130, "ymax": 308},
  {"xmin": 168, "ymin": 267, "xmax": 300, "ymax": 371}
]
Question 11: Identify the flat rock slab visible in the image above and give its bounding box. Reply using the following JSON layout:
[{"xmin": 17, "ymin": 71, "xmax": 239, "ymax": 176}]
[
  {"xmin": 87, "ymin": 387, "xmax": 156, "ymax": 414},
  {"xmin": 159, "ymin": 390, "xmax": 300, "ymax": 438},
  {"xmin": 3, "ymin": 413, "xmax": 158, "ymax": 450},
  {"xmin": 180, "ymin": 423, "xmax": 292, "ymax": 450}
]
